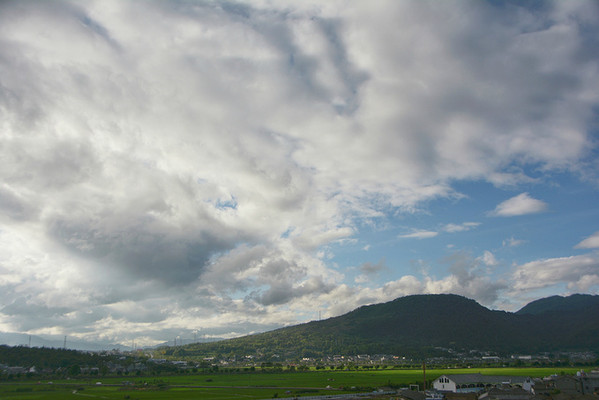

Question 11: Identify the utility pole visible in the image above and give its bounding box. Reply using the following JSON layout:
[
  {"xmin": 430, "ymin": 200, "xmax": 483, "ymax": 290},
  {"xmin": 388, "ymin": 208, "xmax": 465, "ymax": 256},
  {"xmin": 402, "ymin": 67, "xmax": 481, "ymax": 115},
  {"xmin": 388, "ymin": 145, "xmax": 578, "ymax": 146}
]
[
  {"xmin": 63, "ymin": 336, "xmax": 67, "ymax": 349},
  {"xmin": 422, "ymin": 361, "xmax": 426, "ymax": 392}
]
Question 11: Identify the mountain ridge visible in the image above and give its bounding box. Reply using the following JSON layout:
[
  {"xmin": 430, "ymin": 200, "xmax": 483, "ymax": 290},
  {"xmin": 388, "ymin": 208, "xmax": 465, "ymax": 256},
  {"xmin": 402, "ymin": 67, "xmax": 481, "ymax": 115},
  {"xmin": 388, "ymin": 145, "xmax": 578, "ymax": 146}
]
[
  {"xmin": 516, "ymin": 294, "xmax": 599, "ymax": 315},
  {"xmin": 0, "ymin": 332, "xmax": 131, "ymax": 352},
  {"xmin": 176, "ymin": 293, "xmax": 599, "ymax": 358}
]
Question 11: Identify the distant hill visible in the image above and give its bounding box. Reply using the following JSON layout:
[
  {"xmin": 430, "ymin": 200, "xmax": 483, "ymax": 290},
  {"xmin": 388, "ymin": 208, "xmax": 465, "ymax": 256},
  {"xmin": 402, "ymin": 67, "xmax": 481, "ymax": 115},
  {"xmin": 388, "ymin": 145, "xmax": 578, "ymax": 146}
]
[
  {"xmin": 514, "ymin": 294, "xmax": 599, "ymax": 353},
  {"xmin": 516, "ymin": 294, "xmax": 599, "ymax": 315},
  {"xmin": 0, "ymin": 332, "xmax": 130, "ymax": 352},
  {"xmin": 176, "ymin": 294, "xmax": 599, "ymax": 358},
  {"xmin": 150, "ymin": 337, "xmax": 227, "ymax": 349}
]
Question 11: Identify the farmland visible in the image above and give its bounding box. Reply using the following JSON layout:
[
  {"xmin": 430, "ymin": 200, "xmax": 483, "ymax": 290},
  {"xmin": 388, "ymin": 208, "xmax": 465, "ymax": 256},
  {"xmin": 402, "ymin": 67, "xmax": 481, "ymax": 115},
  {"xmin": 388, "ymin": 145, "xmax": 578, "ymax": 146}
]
[{"xmin": 0, "ymin": 367, "xmax": 588, "ymax": 400}]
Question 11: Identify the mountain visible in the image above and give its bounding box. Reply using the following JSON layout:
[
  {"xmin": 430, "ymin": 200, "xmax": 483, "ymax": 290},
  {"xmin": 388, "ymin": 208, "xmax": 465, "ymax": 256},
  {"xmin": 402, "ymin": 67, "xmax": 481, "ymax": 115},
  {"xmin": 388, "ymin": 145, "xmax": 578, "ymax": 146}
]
[
  {"xmin": 516, "ymin": 294, "xmax": 599, "ymax": 315},
  {"xmin": 177, "ymin": 294, "xmax": 599, "ymax": 358},
  {"xmin": 0, "ymin": 331, "xmax": 227, "ymax": 352},
  {"xmin": 149, "ymin": 337, "xmax": 228, "ymax": 349},
  {"xmin": 515, "ymin": 294, "xmax": 599, "ymax": 351},
  {"xmin": 0, "ymin": 332, "xmax": 130, "ymax": 352}
]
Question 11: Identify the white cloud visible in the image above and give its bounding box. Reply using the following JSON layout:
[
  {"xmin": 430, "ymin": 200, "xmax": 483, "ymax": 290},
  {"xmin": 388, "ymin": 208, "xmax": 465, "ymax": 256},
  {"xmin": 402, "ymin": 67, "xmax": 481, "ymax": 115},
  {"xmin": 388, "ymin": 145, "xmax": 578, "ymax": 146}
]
[
  {"xmin": 575, "ymin": 231, "xmax": 599, "ymax": 249},
  {"xmin": 503, "ymin": 237, "xmax": 526, "ymax": 247},
  {"xmin": 399, "ymin": 222, "xmax": 480, "ymax": 240},
  {"xmin": 491, "ymin": 193, "xmax": 548, "ymax": 217},
  {"xmin": 0, "ymin": 0, "xmax": 597, "ymax": 343},
  {"xmin": 511, "ymin": 254, "xmax": 599, "ymax": 291},
  {"xmin": 480, "ymin": 250, "xmax": 499, "ymax": 266},
  {"xmin": 443, "ymin": 222, "xmax": 480, "ymax": 233},
  {"xmin": 324, "ymin": 252, "xmax": 507, "ymax": 315},
  {"xmin": 399, "ymin": 230, "xmax": 439, "ymax": 240}
]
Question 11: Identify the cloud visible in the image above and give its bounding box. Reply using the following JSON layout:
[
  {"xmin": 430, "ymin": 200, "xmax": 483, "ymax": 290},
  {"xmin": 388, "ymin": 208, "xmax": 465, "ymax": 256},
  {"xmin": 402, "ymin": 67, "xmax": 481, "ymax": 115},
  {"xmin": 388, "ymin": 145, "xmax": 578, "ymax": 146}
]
[
  {"xmin": 399, "ymin": 222, "xmax": 479, "ymax": 240},
  {"xmin": 359, "ymin": 259, "xmax": 387, "ymax": 275},
  {"xmin": 440, "ymin": 251, "xmax": 506, "ymax": 305},
  {"xmin": 479, "ymin": 250, "xmax": 499, "ymax": 266},
  {"xmin": 399, "ymin": 230, "xmax": 439, "ymax": 240},
  {"xmin": 0, "ymin": 0, "xmax": 597, "ymax": 343},
  {"xmin": 511, "ymin": 254, "xmax": 599, "ymax": 292},
  {"xmin": 324, "ymin": 251, "xmax": 507, "ymax": 316},
  {"xmin": 503, "ymin": 237, "xmax": 526, "ymax": 247},
  {"xmin": 355, "ymin": 259, "xmax": 387, "ymax": 283},
  {"xmin": 575, "ymin": 231, "xmax": 599, "ymax": 249},
  {"xmin": 490, "ymin": 193, "xmax": 548, "ymax": 217},
  {"xmin": 443, "ymin": 222, "xmax": 480, "ymax": 233}
]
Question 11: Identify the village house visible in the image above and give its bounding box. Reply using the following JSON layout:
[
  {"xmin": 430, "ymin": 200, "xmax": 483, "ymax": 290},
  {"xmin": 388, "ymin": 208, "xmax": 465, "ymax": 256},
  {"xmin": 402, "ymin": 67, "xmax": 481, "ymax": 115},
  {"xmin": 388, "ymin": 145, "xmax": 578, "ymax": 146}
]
[
  {"xmin": 432, "ymin": 374, "xmax": 533, "ymax": 393},
  {"xmin": 580, "ymin": 371, "xmax": 599, "ymax": 395},
  {"xmin": 443, "ymin": 392, "xmax": 478, "ymax": 400},
  {"xmin": 397, "ymin": 388, "xmax": 426, "ymax": 400},
  {"xmin": 533, "ymin": 375, "xmax": 581, "ymax": 396},
  {"xmin": 479, "ymin": 386, "xmax": 531, "ymax": 400}
]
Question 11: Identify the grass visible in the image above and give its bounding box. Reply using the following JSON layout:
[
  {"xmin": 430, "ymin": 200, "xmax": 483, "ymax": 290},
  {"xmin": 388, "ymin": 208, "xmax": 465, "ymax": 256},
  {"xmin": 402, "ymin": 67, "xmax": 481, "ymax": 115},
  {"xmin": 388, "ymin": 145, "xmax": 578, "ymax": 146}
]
[{"xmin": 0, "ymin": 366, "xmax": 590, "ymax": 399}]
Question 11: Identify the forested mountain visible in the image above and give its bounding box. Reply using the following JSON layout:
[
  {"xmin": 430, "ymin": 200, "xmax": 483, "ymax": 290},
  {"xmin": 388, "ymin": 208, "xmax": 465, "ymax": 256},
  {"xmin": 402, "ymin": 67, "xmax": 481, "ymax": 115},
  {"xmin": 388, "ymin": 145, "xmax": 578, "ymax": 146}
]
[
  {"xmin": 177, "ymin": 294, "xmax": 599, "ymax": 358},
  {"xmin": 516, "ymin": 294, "xmax": 599, "ymax": 315}
]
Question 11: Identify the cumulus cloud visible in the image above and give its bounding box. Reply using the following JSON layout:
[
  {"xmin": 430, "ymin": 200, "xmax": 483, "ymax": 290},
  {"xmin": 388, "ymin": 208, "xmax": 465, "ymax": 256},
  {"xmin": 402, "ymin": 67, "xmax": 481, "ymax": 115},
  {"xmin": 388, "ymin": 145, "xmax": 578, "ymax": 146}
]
[
  {"xmin": 0, "ymin": 0, "xmax": 597, "ymax": 343},
  {"xmin": 575, "ymin": 231, "xmax": 599, "ymax": 249},
  {"xmin": 439, "ymin": 251, "xmax": 506, "ymax": 305},
  {"xmin": 511, "ymin": 254, "xmax": 599, "ymax": 292},
  {"xmin": 491, "ymin": 193, "xmax": 548, "ymax": 217},
  {"xmin": 479, "ymin": 250, "xmax": 499, "ymax": 266},
  {"xmin": 322, "ymin": 251, "xmax": 507, "ymax": 316}
]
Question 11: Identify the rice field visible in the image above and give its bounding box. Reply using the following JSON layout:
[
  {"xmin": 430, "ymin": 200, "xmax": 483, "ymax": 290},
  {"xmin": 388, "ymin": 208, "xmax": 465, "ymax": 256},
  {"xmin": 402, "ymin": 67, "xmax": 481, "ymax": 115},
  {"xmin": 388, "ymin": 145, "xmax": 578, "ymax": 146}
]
[{"xmin": 0, "ymin": 366, "xmax": 588, "ymax": 400}]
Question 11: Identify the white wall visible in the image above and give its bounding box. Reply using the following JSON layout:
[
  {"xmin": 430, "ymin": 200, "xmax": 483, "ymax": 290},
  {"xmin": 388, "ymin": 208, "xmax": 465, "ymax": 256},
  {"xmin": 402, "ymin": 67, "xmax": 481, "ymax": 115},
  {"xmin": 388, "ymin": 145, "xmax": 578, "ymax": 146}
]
[{"xmin": 433, "ymin": 376, "xmax": 457, "ymax": 392}]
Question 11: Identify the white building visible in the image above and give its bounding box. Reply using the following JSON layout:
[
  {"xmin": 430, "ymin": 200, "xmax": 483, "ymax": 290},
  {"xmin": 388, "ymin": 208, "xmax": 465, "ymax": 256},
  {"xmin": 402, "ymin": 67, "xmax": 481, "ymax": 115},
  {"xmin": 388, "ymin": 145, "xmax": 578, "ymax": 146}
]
[{"xmin": 432, "ymin": 374, "xmax": 533, "ymax": 393}]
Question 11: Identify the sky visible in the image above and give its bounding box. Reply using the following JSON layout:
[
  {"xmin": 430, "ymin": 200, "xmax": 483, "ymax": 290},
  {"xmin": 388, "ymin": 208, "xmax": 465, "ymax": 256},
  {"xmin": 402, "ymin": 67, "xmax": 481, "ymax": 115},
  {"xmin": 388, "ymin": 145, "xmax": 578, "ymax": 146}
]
[{"xmin": 1, "ymin": 0, "xmax": 598, "ymax": 347}]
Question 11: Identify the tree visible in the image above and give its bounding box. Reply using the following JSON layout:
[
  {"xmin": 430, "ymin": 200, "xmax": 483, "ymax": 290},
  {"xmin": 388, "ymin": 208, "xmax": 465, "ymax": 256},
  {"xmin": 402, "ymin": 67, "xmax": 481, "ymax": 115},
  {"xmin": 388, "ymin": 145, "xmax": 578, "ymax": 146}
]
[{"xmin": 69, "ymin": 365, "xmax": 81, "ymax": 376}]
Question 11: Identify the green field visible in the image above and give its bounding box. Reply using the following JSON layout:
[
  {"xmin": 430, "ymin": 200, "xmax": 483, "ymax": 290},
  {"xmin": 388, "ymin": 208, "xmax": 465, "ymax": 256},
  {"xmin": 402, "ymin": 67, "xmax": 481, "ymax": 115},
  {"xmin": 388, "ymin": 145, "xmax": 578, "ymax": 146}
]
[{"xmin": 0, "ymin": 367, "xmax": 590, "ymax": 399}]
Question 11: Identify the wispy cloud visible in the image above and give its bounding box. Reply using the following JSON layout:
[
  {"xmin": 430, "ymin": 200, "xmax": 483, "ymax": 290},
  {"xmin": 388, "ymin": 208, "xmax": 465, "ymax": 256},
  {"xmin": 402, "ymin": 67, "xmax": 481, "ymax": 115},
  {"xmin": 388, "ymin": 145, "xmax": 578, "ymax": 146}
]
[
  {"xmin": 503, "ymin": 237, "xmax": 526, "ymax": 247},
  {"xmin": 443, "ymin": 222, "xmax": 480, "ymax": 233},
  {"xmin": 400, "ymin": 222, "xmax": 480, "ymax": 240},
  {"xmin": 355, "ymin": 259, "xmax": 387, "ymax": 283},
  {"xmin": 399, "ymin": 230, "xmax": 439, "ymax": 240}
]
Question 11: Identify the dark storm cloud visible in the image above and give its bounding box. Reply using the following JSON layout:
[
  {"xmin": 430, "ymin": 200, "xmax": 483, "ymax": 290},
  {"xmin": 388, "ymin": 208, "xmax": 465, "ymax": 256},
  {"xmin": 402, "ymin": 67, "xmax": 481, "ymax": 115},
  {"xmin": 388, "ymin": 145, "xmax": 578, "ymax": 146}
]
[
  {"xmin": 47, "ymin": 213, "xmax": 237, "ymax": 285},
  {"xmin": 252, "ymin": 276, "xmax": 336, "ymax": 306}
]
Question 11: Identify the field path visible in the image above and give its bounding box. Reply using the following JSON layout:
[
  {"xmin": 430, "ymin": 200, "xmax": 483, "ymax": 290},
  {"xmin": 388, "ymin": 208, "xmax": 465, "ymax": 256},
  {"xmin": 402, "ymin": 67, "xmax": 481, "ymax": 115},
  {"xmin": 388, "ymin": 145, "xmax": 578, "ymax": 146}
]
[{"xmin": 72, "ymin": 390, "xmax": 110, "ymax": 399}]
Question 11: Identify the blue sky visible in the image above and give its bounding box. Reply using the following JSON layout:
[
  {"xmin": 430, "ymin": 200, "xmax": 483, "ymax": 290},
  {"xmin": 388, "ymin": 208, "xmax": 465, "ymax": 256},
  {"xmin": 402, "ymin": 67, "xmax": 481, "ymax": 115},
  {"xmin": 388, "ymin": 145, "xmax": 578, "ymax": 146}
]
[
  {"xmin": 0, "ymin": 0, "xmax": 598, "ymax": 346},
  {"xmin": 331, "ymin": 175, "xmax": 599, "ymax": 308}
]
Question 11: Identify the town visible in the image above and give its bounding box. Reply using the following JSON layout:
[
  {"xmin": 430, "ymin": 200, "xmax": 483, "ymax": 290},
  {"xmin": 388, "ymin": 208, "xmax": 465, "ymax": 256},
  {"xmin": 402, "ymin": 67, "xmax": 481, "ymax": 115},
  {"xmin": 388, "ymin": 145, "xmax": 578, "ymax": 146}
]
[{"xmin": 2, "ymin": 345, "xmax": 598, "ymax": 399}]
